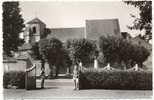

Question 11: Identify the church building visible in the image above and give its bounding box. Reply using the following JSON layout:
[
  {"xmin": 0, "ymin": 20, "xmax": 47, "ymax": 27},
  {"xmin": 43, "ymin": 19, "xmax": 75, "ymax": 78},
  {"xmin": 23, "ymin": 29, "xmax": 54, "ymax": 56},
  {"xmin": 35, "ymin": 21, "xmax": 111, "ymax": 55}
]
[{"xmin": 19, "ymin": 17, "xmax": 121, "ymax": 51}]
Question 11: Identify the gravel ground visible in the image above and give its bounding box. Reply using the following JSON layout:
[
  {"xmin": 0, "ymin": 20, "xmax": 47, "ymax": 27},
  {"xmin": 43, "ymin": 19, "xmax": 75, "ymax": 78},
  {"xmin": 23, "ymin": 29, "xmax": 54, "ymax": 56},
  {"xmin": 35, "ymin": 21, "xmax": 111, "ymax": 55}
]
[{"xmin": 3, "ymin": 79, "xmax": 153, "ymax": 100}]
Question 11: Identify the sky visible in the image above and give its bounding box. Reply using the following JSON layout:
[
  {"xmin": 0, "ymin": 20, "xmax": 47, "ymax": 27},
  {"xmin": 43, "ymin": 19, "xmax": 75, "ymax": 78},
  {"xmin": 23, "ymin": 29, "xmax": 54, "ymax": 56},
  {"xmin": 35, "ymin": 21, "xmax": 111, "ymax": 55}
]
[{"xmin": 20, "ymin": 1, "xmax": 141, "ymax": 37}]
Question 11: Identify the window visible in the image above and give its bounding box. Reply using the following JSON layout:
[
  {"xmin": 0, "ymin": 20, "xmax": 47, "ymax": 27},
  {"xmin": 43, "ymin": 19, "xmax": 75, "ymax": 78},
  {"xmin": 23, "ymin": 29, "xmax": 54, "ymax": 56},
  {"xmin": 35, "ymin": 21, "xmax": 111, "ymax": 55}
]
[{"xmin": 33, "ymin": 27, "xmax": 36, "ymax": 33}]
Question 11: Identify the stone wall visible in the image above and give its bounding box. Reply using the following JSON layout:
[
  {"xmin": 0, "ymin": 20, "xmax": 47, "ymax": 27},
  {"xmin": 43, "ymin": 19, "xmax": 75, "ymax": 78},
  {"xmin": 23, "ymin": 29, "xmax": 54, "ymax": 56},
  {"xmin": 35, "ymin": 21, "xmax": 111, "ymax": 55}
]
[{"xmin": 3, "ymin": 60, "xmax": 26, "ymax": 72}]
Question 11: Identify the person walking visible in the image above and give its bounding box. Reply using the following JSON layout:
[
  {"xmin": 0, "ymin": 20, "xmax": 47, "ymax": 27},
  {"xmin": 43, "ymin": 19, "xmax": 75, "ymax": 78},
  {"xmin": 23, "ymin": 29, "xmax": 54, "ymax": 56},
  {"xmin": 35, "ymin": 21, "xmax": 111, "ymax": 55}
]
[{"xmin": 73, "ymin": 64, "xmax": 79, "ymax": 90}]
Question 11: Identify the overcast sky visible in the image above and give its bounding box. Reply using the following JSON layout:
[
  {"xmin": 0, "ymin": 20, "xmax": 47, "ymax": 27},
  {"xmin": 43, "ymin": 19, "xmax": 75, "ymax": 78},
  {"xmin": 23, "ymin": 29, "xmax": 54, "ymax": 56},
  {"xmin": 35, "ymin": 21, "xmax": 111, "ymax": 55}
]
[{"xmin": 20, "ymin": 1, "xmax": 141, "ymax": 37}]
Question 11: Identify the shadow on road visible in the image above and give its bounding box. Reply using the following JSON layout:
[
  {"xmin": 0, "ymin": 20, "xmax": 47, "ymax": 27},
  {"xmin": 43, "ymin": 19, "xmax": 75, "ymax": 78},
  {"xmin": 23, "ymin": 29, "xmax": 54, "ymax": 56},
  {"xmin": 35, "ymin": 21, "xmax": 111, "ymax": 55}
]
[{"xmin": 31, "ymin": 87, "xmax": 59, "ymax": 90}]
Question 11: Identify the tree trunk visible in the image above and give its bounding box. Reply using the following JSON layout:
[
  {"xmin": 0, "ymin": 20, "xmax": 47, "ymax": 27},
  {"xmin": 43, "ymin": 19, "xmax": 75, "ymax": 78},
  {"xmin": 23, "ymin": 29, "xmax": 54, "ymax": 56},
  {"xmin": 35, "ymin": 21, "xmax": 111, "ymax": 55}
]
[
  {"xmin": 141, "ymin": 63, "xmax": 143, "ymax": 68},
  {"xmin": 130, "ymin": 60, "xmax": 135, "ymax": 68},
  {"xmin": 66, "ymin": 67, "xmax": 71, "ymax": 75},
  {"xmin": 139, "ymin": 62, "xmax": 143, "ymax": 68},
  {"xmin": 55, "ymin": 66, "xmax": 59, "ymax": 78},
  {"xmin": 69, "ymin": 66, "xmax": 71, "ymax": 73},
  {"xmin": 41, "ymin": 59, "xmax": 45, "ymax": 70},
  {"xmin": 121, "ymin": 61, "xmax": 126, "ymax": 70},
  {"xmin": 48, "ymin": 63, "xmax": 53, "ymax": 78},
  {"xmin": 124, "ymin": 63, "xmax": 127, "ymax": 70}
]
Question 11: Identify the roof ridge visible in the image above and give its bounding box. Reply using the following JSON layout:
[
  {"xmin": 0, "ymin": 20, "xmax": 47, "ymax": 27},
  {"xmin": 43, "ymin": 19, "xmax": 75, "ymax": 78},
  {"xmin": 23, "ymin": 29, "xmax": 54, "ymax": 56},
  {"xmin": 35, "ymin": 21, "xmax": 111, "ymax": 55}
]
[{"xmin": 27, "ymin": 17, "xmax": 45, "ymax": 24}]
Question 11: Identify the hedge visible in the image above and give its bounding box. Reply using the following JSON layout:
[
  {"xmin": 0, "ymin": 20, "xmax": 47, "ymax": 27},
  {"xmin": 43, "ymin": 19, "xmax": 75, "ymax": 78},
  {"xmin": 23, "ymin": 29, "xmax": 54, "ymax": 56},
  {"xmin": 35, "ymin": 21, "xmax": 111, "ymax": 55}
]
[
  {"xmin": 3, "ymin": 71, "xmax": 25, "ymax": 89},
  {"xmin": 79, "ymin": 70, "xmax": 152, "ymax": 90}
]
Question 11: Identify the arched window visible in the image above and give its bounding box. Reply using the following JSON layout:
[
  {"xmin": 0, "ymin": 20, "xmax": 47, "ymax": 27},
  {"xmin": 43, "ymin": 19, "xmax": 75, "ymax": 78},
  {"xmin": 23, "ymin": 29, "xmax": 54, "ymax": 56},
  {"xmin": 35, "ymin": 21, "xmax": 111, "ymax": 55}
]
[{"xmin": 33, "ymin": 27, "xmax": 36, "ymax": 33}]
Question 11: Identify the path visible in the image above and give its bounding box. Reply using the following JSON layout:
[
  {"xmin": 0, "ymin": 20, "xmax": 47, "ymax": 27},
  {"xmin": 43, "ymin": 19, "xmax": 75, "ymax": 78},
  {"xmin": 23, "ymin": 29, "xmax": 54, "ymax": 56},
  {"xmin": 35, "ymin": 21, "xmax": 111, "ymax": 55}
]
[{"xmin": 4, "ymin": 79, "xmax": 152, "ymax": 99}]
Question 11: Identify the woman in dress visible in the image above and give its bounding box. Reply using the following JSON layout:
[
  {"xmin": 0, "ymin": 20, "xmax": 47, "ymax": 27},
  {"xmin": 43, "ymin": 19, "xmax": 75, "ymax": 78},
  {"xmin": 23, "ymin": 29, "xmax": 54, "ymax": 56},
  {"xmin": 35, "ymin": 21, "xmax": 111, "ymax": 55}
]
[{"xmin": 73, "ymin": 64, "xmax": 79, "ymax": 90}]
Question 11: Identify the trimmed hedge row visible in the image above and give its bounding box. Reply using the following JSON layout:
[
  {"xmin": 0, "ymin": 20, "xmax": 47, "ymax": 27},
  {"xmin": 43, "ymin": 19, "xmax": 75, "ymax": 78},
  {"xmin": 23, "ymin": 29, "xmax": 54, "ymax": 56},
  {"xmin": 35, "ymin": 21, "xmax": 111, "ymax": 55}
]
[
  {"xmin": 3, "ymin": 71, "xmax": 25, "ymax": 89},
  {"xmin": 79, "ymin": 70, "xmax": 152, "ymax": 90}
]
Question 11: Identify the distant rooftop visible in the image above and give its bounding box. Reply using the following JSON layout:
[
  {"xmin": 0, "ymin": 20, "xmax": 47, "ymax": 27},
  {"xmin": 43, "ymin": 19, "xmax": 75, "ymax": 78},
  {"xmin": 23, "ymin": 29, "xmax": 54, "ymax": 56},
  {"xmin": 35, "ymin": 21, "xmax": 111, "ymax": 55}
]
[{"xmin": 86, "ymin": 18, "xmax": 119, "ymax": 22}]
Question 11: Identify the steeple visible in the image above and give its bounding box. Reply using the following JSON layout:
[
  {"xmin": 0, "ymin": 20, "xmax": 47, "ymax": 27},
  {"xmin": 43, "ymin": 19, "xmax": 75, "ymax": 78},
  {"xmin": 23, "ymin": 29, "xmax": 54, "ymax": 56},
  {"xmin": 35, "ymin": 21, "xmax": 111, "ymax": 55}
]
[{"xmin": 24, "ymin": 17, "xmax": 46, "ymax": 43}]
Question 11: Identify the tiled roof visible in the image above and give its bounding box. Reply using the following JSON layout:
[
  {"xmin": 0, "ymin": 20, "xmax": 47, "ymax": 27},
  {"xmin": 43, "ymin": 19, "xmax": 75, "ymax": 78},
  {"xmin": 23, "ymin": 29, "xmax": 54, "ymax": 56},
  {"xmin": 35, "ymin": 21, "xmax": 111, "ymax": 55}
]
[
  {"xmin": 47, "ymin": 27, "xmax": 85, "ymax": 42},
  {"xmin": 27, "ymin": 17, "xmax": 45, "ymax": 25},
  {"xmin": 86, "ymin": 19, "xmax": 121, "ymax": 40}
]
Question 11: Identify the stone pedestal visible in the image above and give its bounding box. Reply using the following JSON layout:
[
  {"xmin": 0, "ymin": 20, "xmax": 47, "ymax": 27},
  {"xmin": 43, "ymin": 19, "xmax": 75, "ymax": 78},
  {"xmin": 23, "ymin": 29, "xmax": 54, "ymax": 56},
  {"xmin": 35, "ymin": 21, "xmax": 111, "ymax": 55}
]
[
  {"xmin": 135, "ymin": 64, "xmax": 138, "ymax": 71},
  {"xmin": 107, "ymin": 63, "xmax": 110, "ymax": 70}
]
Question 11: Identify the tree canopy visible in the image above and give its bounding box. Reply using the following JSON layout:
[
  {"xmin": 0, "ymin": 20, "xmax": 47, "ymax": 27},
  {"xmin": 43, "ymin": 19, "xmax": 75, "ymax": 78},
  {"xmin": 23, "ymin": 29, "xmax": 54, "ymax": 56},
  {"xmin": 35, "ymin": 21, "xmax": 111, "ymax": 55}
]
[
  {"xmin": 65, "ymin": 38, "xmax": 97, "ymax": 67},
  {"xmin": 124, "ymin": 1, "xmax": 152, "ymax": 41},
  {"xmin": 39, "ymin": 38, "xmax": 63, "ymax": 77},
  {"xmin": 99, "ymin": 35, "xmax": 150, "ymax": 69},
  {"xmin": 3, "ymin": 2, "xmax": 25, "ymax": 56}
]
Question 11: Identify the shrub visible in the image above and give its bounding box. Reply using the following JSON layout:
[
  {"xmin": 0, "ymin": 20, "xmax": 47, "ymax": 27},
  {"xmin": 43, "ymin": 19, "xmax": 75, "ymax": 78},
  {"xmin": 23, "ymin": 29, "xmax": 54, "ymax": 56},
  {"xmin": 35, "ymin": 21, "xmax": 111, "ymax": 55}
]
[
  {"xmin": 79, "ymin": 70, "xmax": 152, "ymax": 90},
  {"xmin": 3, "ymin": 71, "xmax": 25, "ymax": 89}
]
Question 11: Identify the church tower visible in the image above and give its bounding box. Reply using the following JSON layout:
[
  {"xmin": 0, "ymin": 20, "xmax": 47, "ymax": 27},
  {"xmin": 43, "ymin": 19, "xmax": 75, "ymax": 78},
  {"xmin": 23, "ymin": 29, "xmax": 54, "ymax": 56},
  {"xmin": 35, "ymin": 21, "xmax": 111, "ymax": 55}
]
[{"xmin": 24, "ymin": 17, "xmax": 46, "ymax": 43}]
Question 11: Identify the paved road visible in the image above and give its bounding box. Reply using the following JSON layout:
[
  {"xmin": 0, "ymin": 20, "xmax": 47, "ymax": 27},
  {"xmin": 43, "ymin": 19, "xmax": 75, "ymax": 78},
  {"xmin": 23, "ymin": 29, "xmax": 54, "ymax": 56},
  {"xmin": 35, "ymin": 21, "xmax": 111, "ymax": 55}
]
[{"xmin": 4, "ymin": 79, "xmax": 153, "ymax": 99}]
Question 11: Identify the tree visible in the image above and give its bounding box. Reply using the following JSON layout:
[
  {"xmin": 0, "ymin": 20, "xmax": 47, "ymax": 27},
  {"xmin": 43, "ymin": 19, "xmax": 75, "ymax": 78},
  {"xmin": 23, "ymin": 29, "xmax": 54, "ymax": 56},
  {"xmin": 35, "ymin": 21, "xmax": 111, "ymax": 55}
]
[
  {"xmin": 3, "ymin": 2, "xmax": 25, "ymax": 56},
  {"xmin": 99, "ymin": 35, "xmax": 150, "ymax": 69},
  {"xmin": 124, "ymin": 1, "xmax": 152, "ymax": 41},
  {"xmin": 41, "ymin": 28, "xmax": 51, "ymax": 38},
  {"xmin": 130, "ymin": 44, "xmax": 150, "ymax": 68},
  {"xmin": 65, "ymin": 38, "xmax": 97, "ymax": 67},
  {"xmin": 31, "ymin": 28, "xmax": 51, "ymax": 60},
  {"xmin": 31, "ymin": 42, "xmax": 41, "ymax": 60},
  {"xmin": 61, "ymin": 48, "xmax": 72, "ymax": 74},
  {"xmin": 38, "ymin": 38, "xmax": 48, "ymax": 72},
  {"xmin": 39, "ymin": 38, "xmax": 63, "ymax": 77},
  {"xmin": 99, "ymin": 36, "xmax": 120, "ymax": 65}
]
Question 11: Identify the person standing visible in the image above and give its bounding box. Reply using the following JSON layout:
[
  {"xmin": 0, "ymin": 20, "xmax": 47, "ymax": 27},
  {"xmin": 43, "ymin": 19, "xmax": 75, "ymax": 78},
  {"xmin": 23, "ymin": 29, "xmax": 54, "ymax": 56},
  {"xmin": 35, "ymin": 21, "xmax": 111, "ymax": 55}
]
[
  {"xmin": 73, "ymin": 64, "xmax": 79, "ymax": 90},
  {"xmin": 40, "ymin": 67, "xmax": 45, "ymax": 89}
]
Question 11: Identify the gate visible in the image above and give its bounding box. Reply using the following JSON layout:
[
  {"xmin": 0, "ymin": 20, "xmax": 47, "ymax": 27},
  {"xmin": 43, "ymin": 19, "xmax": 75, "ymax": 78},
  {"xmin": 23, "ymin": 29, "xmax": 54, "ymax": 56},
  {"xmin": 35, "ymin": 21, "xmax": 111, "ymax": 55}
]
[
  {"xmin": 25, "ymin": 54, "xmax": 36, "ymax": 90},
  {"xmin": 25, "ymin": 64, "xmax": 36, "ymax": 90}
]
